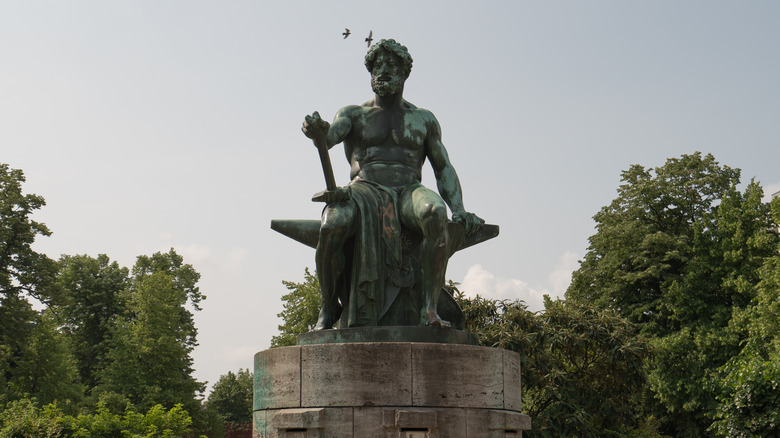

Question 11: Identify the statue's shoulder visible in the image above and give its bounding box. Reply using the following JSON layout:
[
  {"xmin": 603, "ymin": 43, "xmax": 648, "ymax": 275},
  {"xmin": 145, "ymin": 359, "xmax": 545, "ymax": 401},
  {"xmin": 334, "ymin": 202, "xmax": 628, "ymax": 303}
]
[
  {"xmin": 406, "ymin": 103, "xmax": 440, "ymax": 130},
  {"xmin": 404, "ymin": 101, "xmax": 436, "ymax": 119},
  {"xmin": 336, "ymin": 104, "xmax": 365, "ymax": 118}
]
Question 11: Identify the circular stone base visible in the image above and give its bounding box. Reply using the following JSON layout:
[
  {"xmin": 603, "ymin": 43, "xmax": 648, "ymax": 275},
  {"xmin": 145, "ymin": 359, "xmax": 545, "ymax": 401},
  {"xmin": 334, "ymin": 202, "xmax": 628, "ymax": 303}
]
[
  {"xmin": 296, "ymin": 326, "xmax": 479, "ymax": 346},
  {"xmin": 254, "ymin": 342, "xmax": 530, "ymax": 437}
]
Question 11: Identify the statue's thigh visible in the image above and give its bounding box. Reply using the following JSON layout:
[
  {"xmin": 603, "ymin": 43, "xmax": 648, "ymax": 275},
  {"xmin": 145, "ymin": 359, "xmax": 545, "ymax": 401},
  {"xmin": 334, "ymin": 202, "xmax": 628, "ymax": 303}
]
[
  {"xmin": 400, "ymin": 185, "xmax": 447, "ymax": 232},
  {"xmin": 321, "ymin": 202, "xmax": 357, "ymax": 238}
]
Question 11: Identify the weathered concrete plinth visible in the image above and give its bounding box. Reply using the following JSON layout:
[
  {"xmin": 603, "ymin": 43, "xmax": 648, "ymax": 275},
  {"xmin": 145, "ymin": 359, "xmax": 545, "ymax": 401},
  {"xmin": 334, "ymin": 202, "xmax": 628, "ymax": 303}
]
[{"xmin": 253, "ymin": 335, "xmax": 530, "ymax": 437}]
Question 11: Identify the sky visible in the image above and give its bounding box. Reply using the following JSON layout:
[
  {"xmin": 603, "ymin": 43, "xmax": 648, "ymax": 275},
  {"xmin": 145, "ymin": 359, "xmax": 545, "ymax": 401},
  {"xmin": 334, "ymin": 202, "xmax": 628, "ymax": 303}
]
[{"xmin": 2, "ymin": 1, "xmax": 779, "ymax": 395}]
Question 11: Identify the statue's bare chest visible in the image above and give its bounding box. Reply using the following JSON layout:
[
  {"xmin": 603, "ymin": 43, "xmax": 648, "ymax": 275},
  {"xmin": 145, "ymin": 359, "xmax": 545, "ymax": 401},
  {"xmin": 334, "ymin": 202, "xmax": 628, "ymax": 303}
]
[{"xmin": 353, "ymin": 109, "xmax": 427, "ymax": 150}]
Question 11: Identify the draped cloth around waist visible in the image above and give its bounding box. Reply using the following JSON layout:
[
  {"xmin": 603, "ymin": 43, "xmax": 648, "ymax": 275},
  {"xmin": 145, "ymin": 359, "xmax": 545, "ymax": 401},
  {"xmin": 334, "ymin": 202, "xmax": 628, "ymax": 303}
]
[{"xmin": 344, "ymin": 179, "xmax": 415, "ymax": 327}]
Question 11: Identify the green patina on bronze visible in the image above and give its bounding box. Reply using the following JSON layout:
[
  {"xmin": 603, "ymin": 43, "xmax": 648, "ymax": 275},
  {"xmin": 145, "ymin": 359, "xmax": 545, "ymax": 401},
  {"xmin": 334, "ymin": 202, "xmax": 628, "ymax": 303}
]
[{"xmin": 273, "ymin": 39, "xmax": 497, "ymax": 341}]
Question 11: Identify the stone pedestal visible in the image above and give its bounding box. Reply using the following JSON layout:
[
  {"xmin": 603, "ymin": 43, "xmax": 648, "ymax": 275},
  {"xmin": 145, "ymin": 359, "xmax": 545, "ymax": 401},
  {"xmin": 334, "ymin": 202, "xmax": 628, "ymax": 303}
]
[{"xmin": 253, "ymin": 336, "xmax": 530, "ymax": 437}]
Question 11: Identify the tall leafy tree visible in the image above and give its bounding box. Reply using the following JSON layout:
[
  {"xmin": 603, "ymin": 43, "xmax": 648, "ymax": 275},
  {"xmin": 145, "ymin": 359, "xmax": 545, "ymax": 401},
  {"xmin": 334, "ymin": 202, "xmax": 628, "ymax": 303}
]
[
  {"xmin": 271, "ymin": 268, "xmax": 320, "ymax": 347},
  {"xmin": 6, "ymin": 310, "xmax": 83, "ymax": 412},
  {"xmin": 568, "ymin": 153, "xmax": 746, "ymax": 335},
  {"xmin": 458, "ymin": 293, "xmax": 652, "ymax": 437},
  {"xmin": 566, "ymin": 153, "xmax": 779, "ymax": 435},
  {"xmin": 206, "ymin": 369, "xmax": 253, "ymax": 425},
  {"xmin": 709, "ymin": 197, "xmax": 780, "ymax": 437},
  {"xmin": 0, "ymin": 163, "xmax": 58, "ymax": 305},
  {"xmin": 97, "ymin": 250, "xmax": 205, "ymax": 415},
  {"xmin": 56, "ymin": 254, "xmax": 129, "ymax": 393},
  {"xmin": 0, "ymin": 163, "xmax": 59, "ymax": 405},
  {"xmin": 0, "ymin": 294, "xmax": 37, "ymax": 405},
  {"xmin": 0, "ymin": 163, "xmax": 214, "ymax": 432}
]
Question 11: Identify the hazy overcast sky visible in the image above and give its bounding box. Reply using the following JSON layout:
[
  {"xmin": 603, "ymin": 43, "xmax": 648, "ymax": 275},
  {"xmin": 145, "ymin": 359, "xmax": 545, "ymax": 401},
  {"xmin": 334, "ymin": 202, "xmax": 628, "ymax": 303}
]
[{"xmin": 3, "ymin": 1, "xmax": 778, "ymax": 394}]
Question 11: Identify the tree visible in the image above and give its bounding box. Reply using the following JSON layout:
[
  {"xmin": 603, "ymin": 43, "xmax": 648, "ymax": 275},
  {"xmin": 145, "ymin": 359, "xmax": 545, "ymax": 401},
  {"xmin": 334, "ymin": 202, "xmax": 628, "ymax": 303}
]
[
  {"xmin": 457, "ymin": 292, "xmax": 652, "ymax": 437},
  {"xmin": 566, "ymin": 153, "xmax": 779, "ymax": 435},
  {"xmin": 271, "ymin": 268, "xmax": 320, "ymax": 347},
  {"xmin": 0, "ymin": 294, "xmax": 37, "ymax": 405},
  {"xmin": 568, "ymin": 153, "xmax": 749, "ymax": 334},
  {"xmin": 0, "ymin": 163, "xmax": 214, "ymax": 432},
  {"xmin": 0, "ymin": 163, "xmax": 60, "ymax": 406},
  {"xmin": 7, "ymin": 311, "xmax": 83, "ymax": 412},
  {"xmin": 709, "ymin": 198, "xmax": 780, "ymax": 437},
  {"xmin": 0, "ymin": 163, "xmax": 58, "ymax": 305},
  {"xmin": 56, "ymin": 254, "xmax": 129, "ymax": 393},
  {"xmin": 97, "ymin": 250, "xmax": 205, "ymax": 415},
  {"xmin": 206, "ymin": 369, "xmax": 253, "ymax": 425}
]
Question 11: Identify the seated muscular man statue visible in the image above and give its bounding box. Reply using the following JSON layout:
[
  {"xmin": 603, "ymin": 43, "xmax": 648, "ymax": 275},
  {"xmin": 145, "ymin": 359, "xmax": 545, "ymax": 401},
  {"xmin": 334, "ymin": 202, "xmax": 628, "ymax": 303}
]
[{"xmin": 302, "ymin": 39, "xmax": 483, "ymax": 330}]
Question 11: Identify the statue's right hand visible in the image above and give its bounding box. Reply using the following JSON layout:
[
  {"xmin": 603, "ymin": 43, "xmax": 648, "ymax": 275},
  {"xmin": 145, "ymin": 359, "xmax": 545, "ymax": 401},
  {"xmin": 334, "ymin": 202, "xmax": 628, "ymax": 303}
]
[{"xmin": 302, "ymin": 111, "xmax": 330, "ymax": 141}]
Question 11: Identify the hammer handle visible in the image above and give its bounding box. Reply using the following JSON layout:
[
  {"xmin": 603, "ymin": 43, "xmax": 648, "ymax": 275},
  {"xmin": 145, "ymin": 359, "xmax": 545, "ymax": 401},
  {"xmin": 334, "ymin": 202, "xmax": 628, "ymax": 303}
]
[{"xmin": 313, "ymin": 132, "xmax": 337, "ymax": 191}]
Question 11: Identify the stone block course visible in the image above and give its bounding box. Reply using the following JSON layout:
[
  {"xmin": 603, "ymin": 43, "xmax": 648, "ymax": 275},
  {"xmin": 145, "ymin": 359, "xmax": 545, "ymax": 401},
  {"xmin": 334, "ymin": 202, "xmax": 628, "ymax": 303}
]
[
  {"xmin": 503, "ymin": 349, "xmax": 523, "ymax": 411},
  {"xmin": 254, "ymin": 346, "xmax": 301, "ymax": 410},
  {"xmin": 301, "ymin": 343, "xmax": 412, "ymax": 407},
  {"xmin": 411, "ymin": 343, "xmax": 504, "ymax": 408}
]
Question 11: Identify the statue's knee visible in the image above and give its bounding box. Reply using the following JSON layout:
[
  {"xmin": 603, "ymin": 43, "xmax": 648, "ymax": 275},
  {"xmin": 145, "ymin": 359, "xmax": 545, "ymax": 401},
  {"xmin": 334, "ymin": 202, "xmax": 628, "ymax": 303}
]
[
  {"xmin": 420, "ymin": 204, "xmax": 448, "ymax": 242},
  {"xmin": 422, "ymin": 203, "xmax": 447, "ymax": 227},
  {"xmin": 319, "ymin": 217, "xmax": 352, "ymax": 245}
]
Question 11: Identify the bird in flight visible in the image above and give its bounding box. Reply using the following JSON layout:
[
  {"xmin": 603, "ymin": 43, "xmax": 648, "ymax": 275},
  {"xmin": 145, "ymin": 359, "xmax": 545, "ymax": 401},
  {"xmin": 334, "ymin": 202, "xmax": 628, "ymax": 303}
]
[
  {"xmin": 342, "ymin": 28, "xmax": 350, "ymax": 39},
  {"xmin": 365, "ymin": 30, "xmax": 373, "ymax": 47}
]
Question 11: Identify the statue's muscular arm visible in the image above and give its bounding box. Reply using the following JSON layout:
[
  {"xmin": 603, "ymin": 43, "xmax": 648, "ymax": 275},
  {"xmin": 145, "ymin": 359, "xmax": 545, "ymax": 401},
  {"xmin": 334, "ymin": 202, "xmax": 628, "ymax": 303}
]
[
  {"xmin": 302, "ymin": 106, "xmax": 360, "ymax": 149},
  {"xmin": 423, "ymin": 110, "xmax": 485, "ymax": 235},
  {"xmin": 302, "ymin": 106, "xmax": 360, "ymax": 203},
  {"xmin": 325, "ymin": 106, "xmax": 360, "ymax": 149}
]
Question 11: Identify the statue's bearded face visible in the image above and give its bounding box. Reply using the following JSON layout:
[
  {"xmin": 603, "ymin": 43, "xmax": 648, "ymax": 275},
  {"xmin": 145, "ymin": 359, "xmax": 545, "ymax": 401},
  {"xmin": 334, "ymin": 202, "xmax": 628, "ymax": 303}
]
[{"xmin": 371, "ymin": 52, "xmax": 405, "ymax": 96}]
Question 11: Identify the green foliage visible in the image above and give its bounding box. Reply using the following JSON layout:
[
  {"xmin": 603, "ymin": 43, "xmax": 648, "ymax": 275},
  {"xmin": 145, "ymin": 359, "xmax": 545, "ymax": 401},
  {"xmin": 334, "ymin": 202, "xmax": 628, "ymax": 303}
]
[
  {"xmin": 98, "ymin": 250, "xmax": 205, "ymax": 414},
  {"xmin": 271, "ymin": 268, "xmax": 320, "ymax": 347},
  {"xmin": 190, "ymin": 405, "xmax": 226, "ymax": 438},
  {"xmin": 0, "ymin": 164, "xmax": 59, "ymax": 405},
  {"xmin": 64, "ymin": 402, "xmax": 193, "ymax": 438},
  {"xmin": 710, "ymin": 212, "xmax": 780, "ymax": 437},
  {"xmin": 0, "ymin": 294, "xmax": 36, "ymax": 405},
  {"xmin": 711, "ymin": 349, "xmax": 779, "ymax": 437},
  {"xmin": 457, "ymin": 292, "xmax": 652, "ymax": 437},
  {"xmin": 131, "ymin": 250, "xmax": 204, "ymax": 311},
  {"xmin": 566, "ymin": 153, "xmax": 780, "ymax": 435},
  {"xmin": 0, "ymin": 399, "xmax": 63, "ymax": 438},
  {"xmin": 206, "ymin": 369, "xmax": 253, "ymax": 424},
  {"xmin": 56, "ymin": 254, "xmax": 129, "ymax": 391},
  {"xmin": 53, "ymin": 250, "xmax": 207, "ymax": 418},
  {"xmin": 0, "ymin": 164, "xmax": 210, "ymax": 434},
  {"xmin": 7, "ymin": 311, "xmax": 83, "ymax": 412},
  {"xmin": 0, "ymin": 163, "xmax": 58, "ymax": 304},
  {"xmin": 567, "ymin": 153, "xmax": 759, "ymax": 335},
  {"xmin": 0, "ymin": 398, "xmax": 193, "ymax": 438}
]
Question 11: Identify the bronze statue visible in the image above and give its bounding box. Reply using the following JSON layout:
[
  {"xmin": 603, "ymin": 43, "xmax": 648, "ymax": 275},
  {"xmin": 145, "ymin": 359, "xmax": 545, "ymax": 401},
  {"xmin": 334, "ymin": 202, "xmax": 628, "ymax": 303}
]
[{"xmin": 300, "ymin": 39, "xmax": 485, "ymax": 330}]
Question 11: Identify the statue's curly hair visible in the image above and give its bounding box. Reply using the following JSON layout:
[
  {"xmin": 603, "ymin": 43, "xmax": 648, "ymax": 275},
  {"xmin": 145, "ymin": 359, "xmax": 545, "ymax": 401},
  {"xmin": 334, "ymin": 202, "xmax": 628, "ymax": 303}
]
[{"xmin": 365, "ymin": 39, "xmax": 413, "ymax": 77}]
